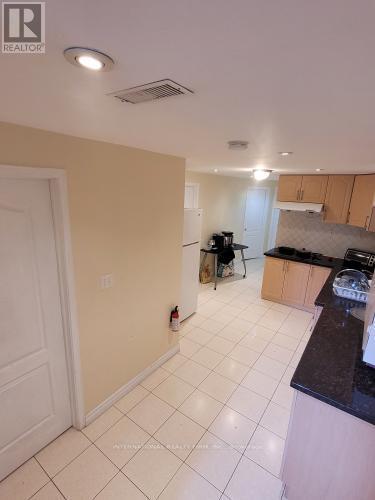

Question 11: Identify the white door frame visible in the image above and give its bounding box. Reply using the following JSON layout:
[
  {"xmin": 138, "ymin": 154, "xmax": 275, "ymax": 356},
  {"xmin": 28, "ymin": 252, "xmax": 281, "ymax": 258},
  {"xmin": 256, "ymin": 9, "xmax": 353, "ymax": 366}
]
[
  {"xmin": 267, "ymin": 188, "xmax": 280, "ymax": 249},
  {"xmin": 0, "ymin": 164, "xmax": 85, "ymax": 429}
]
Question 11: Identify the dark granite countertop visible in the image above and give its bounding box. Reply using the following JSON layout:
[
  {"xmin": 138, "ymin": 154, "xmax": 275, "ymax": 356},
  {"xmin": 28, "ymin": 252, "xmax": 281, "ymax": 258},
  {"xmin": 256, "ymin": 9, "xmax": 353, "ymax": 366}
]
[
  {"xmin": 264, "ymin": 247, "xmax": 375, "ymax": 425},
  {"xmin": 264, "ymin": 247, "xmax": 338, "ymax": 269}
]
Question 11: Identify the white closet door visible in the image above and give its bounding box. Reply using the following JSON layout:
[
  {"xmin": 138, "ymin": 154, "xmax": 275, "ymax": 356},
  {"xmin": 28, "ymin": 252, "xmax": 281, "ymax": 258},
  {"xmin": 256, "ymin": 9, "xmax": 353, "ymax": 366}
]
[
  {"xmin": 0, "ymin": 178, "xmax": 71, "ymax": 480},
  {"xmin": 243, "ymin": 188, "xmax": 269, "ymax": 258}
]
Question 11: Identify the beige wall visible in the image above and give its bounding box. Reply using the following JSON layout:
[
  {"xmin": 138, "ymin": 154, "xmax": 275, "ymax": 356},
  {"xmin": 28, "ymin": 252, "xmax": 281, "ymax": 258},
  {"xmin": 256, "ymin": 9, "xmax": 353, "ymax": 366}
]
[
  {"xmin": 185, "ymin": 171, "xmax": 277, "ymax": 250},
  {"xmin": 0, "ymin": 122, "xmax": 185, "ymax": 413}
]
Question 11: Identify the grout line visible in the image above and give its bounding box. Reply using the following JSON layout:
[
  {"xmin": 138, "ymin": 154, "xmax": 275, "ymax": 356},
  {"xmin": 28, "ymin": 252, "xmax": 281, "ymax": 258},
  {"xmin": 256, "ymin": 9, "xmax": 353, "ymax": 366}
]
[{"xmin": 91, "ymin": 471, "xmax": 141, "ymax": 500}]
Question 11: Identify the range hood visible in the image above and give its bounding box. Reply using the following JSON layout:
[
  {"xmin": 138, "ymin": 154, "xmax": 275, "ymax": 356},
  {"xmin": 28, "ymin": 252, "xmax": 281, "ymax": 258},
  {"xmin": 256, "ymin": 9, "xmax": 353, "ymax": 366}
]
[{"xmin": 274, "ymin": 201, "xmax": 324, "ymax": 213}]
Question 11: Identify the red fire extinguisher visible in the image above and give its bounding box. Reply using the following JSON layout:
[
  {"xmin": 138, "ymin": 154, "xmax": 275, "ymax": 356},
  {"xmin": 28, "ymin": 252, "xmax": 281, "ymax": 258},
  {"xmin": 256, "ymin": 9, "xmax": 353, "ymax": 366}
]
[{"xmin": 170, "ymin": 306, "xmax": 180, "ymax": 332}]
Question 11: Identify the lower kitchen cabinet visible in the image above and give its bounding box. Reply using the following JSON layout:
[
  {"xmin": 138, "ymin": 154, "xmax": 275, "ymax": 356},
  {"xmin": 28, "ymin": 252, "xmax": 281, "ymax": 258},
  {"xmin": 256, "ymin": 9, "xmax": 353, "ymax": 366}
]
[
  {"xmin": 261, "ymin": 257, "xmax": 285, "ymax": 300},
  {"xmin": 262, "ymin": 257, "xmax": 332, "ymax": 311},
  {"xmin": 304, "ymin": 266, "xmax": 331, "ymax": 309},
  {"xmin": 282, "ymin": 261, "xmax": 310, "ymax": 307}
]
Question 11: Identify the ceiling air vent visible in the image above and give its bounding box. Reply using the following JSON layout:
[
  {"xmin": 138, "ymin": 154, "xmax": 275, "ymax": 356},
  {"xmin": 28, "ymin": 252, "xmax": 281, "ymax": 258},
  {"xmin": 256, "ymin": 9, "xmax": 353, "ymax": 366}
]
[{"xmin": 108, "ymin": 79, "xmax": 193, "ymax": 104}]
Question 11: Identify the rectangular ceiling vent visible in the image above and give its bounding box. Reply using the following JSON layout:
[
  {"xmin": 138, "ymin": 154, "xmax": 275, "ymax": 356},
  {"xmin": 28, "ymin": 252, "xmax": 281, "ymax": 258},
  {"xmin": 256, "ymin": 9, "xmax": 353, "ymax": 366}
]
[{"xmin": 108, "ymin": 79, "xmax": 193, "ymax": 104}]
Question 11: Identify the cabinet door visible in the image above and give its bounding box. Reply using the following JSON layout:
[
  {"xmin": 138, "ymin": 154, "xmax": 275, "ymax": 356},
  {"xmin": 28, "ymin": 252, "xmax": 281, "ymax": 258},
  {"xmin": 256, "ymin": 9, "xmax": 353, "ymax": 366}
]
[
  {"xmin": 277, "ymin": 176, "xmax": 302, "ymax": 202},
  {"xmin": 323, "ymin": 175, "xmax": 354, "ymax": 224},
  {"xmin": 348, "ymin": 174, "xmax": 375, "ymax": 229},
  {"xmin": 282, "ymin": 261, "xmax": 310, "ymax": 307},
  {"xmin": 300, "ymin": 175, "xmax": 328, "ymax": 203},
  {"xmin": 304, "ymin": 266, "xmax": 331, "ymax": 309},
  {"xmin": 261, "ymin": 257, "xmax": 286, "ymax": 301}
]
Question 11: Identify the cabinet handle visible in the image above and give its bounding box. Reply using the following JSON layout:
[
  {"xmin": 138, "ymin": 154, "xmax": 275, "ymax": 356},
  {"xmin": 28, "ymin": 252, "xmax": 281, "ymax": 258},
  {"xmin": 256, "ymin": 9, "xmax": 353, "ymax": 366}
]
[
  {"xmin": 300, "ymin": 189, "xmax": 304, "ymax": 200},
  {"xmin": 297, "ymin": 189, "xmax": 300, "ymax": 200},
  {"xmin": 365, "ymin": 215, "xmax": 370, "ymax": 230}
]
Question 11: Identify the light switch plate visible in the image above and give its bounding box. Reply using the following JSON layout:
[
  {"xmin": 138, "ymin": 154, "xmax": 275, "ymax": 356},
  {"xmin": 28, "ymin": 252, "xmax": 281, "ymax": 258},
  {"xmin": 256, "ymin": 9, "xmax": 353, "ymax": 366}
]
[{"xmin": 100, "ymin": 274, "xmax": 114, "ymax": 289}]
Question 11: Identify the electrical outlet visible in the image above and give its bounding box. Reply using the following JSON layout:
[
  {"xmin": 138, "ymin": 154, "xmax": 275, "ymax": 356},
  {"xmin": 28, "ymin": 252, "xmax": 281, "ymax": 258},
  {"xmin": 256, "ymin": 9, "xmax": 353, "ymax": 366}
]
[{"xmin": 100, "ymin": 274, "xmax": 114, "ymax": 289}]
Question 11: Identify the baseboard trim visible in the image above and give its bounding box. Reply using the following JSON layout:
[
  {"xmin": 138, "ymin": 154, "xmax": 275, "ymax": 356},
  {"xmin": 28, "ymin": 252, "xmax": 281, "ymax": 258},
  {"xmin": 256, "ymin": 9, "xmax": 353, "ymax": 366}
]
[{"xmin": 85, "ymin": 343, "xmax": 180, "ymax": 426}]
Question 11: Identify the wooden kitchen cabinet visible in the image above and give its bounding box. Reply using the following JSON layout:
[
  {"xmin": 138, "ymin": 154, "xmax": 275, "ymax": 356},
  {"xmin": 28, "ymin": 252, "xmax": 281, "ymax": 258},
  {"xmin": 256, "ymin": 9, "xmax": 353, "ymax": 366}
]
[
  {"xmin": 277, "ymin": 175, "xmax": 302, "ymax": 202},
  {"xmin": 262, "ymin": 257, "xmax": 331, "ymax": 311},
  {"xmin": 282, "ymin": 261, "xmax": 310, "ymax": 307},
  {"xmin": 304, "ymin": 266, "xmax": 331, "ymax": 309},
  {"xmin": 323, "ymin": 175, "xmax": 355, "ymax": 224},
  {"xmin": 277, "ymin": 175, "xmax": 328, "ymax": 203},
  {"xmin": 299, "ymin": 175, "xmax": 328, "ymax": 203},
  {"xmin": 348, "ymin": 174, "xmax": 375, "ymax": 230},
  {"xmin": 261, "ymin": 257, "xmax": 286, "ymax": 300}
]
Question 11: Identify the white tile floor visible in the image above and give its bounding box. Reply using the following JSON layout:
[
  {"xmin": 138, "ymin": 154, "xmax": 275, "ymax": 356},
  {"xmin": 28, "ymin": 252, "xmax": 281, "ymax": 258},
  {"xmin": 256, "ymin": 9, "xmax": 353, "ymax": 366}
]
[{"xmin": 0, "ymin": 259, "xmax": 314, "ymax": 500}]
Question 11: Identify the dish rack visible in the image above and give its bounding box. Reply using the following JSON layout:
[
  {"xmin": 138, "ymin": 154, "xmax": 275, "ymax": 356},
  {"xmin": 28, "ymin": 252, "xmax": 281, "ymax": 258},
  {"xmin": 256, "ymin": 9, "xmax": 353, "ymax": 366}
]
[{"xmin": 333, "ymin": 269, "xmax": 370, "ymax": 303}]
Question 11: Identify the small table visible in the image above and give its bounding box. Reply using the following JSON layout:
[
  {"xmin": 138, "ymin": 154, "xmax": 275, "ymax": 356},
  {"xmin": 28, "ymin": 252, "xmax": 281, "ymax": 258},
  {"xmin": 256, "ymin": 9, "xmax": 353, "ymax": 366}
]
[{"xmin": 200, "ymin": 243, "xmax": 249, "ymax": 290}]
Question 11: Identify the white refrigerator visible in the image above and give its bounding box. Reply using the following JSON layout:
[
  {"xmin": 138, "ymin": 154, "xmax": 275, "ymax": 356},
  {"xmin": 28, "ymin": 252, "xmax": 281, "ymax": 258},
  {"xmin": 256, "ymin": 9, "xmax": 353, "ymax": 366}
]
[{"xmin": 180, "ymin": 209, "xmax": 202, "ymax": 321}]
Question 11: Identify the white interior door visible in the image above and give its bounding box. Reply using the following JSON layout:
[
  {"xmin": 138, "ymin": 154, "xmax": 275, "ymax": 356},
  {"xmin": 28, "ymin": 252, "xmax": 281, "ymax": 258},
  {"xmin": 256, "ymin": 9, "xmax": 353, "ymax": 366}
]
[
  {"xmin": 0, "ymin": 178, "xmax": 71, "ymax": 480},
  {"xmin": 242, "ymin": 188, "xmax": 269, "ymax": 259}
]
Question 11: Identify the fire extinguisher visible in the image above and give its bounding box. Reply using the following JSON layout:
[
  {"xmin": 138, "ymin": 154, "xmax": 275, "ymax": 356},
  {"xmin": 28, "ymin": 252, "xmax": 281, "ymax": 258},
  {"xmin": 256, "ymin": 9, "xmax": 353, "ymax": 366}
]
[{"xmin": 170, "ymin": 306, "xmax": 180, "ymax": 332}]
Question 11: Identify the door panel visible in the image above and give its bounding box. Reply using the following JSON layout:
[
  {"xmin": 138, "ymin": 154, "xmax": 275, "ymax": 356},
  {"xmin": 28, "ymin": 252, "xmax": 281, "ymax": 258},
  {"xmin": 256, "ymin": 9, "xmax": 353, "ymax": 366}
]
[
  {"xmin": 243, "ymin": 188, "xmax": 269, "ymax": 258},
  {"xmin": 0, "ymin": 365, "xmax": 53, "ymax": 450},
  {"xmin": 277, "ymin": 176, "xmax": 302, "ymax": 202},
  {"xmin": 323, "ymin": 175, "xmax": 354, "ymax": 224},
  {"xmin": 300, "ymin": 176, "xmax": 328, "ymax": 203},
  {"xmin": 0, "ymin": 179, "xmax": 71, "ymax": 481},
  {"xmin": 282, "ymin": 261, "xmax": 310, "ymax": 307},
  {"xmin": 348, "ymin": 174, "xmax": 375, "ymax": 229},
  {"xmin": 261, "ymin": 257, "xmax": 286, "ymax": 301},
  {"xmin": 304, "ymin": 266, "xmax": 331, "ymax": 309},
  {"xmin": 0, "ymin": 205, "xmax": 45, "ymax": 369}
]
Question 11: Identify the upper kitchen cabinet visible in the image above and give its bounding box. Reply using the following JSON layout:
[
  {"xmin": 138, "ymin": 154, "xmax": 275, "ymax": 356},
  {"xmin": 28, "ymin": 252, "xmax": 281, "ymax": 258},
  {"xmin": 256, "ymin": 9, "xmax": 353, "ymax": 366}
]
[
  {"xmin": 348, "ymin": 174, "xmax": 375, "ymax": 230},
  {"xmin": 277, "ymin": 175, "xmax": 328, "ymax": 203},
  {"xmin": 323, "ymin": 175, "xmax": 354, "ymax": 224},
  {"xmin": 299, "ymin": 175, "xmax": 328, "ymax": 203},
  {"xmin": 277, "ymin": 175, "xmax": 302, "ymax": 202}
]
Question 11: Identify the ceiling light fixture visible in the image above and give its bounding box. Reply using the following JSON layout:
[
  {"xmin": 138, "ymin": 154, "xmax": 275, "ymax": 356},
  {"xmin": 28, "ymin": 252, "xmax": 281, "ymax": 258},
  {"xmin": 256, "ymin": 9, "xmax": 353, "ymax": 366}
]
[
  {"xmin": 253, "ymin": 169, "xmax": 272, "ymax": 181},
  {"xmin": 213, "ymin": 168, "xmax": 219, "ymax": 173},
  {"xmin": 315, "ymin": 168, "xmax": 323, "ymax": 171},
  {"xmin": 64, "ymin": 47, "xmax": 114, "ymax": 71},
  {"xmin": 279, "ymin": 152, "xmax": 293, "ymax": 156}
]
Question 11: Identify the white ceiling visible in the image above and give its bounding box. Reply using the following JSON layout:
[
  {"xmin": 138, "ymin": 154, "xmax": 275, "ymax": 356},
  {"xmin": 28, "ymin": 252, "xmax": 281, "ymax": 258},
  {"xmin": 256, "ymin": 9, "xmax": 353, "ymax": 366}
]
[{"xmin": 1, "ymin": 0, "xmax": 375, "ymax": 177}]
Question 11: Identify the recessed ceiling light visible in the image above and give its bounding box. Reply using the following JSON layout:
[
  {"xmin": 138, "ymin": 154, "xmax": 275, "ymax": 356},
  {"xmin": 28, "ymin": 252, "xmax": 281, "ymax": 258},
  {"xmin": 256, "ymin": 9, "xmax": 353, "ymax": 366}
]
[
  {"xmin": 279, "ymin": 151, "xmax": 293, "ymax": 156},
  {"xmin": 315, "ymin": 168, "xmax": 323, "ymax": 171},
  {"xmin": 64, "ymin": 47, "xmax": 114, "ymax": 71},
  {"xmin": 228, "ymin": 140, "xmax": 249, "ymax": 151},
  {"xmin": 253, "ymin": 169, "xmax": 272, "ymax": 181},
  {"xmin": 213, "ymin": 168, "xmax": 219, "ymax": 173}
]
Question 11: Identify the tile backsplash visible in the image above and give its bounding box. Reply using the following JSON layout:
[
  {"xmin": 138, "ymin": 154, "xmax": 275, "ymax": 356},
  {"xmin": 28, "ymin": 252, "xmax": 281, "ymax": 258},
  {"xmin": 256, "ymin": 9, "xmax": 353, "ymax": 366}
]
[{"xmin": 276, "ymin": 211, "xmax": 375, "ymax": 258}]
